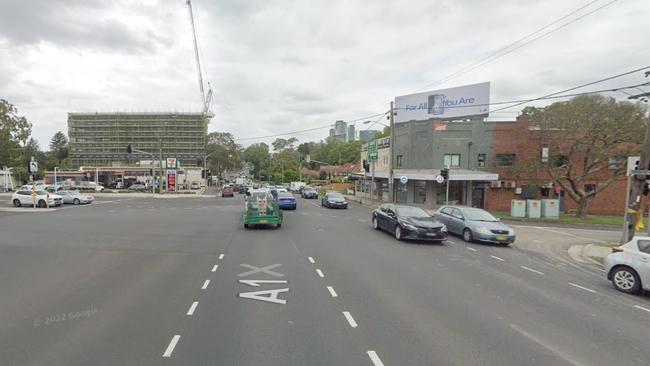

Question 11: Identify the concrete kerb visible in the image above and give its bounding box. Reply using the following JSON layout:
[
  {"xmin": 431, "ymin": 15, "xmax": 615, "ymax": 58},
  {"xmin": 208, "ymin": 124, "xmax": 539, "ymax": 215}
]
[{"xmin": 568, "ymin": 244, "xmax": 610, "ymax": 266}]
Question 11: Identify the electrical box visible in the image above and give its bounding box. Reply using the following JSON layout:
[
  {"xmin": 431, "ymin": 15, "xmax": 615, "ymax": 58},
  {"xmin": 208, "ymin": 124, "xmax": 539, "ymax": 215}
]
[
  {"xmin": 526, "ymin": 200, "xmax": 542, "ymax": 218},
  {"xmin": 511, "ymin": 200, "xmax": 526, "ymax": 218},
  {"xmin": 541, "ymin": 199, "xmax": 560, "ymax": 218}
]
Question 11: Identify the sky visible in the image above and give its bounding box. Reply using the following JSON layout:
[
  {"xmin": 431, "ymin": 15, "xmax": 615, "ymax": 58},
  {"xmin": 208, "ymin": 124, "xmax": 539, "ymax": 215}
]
[{"xmin": 1, "ymin": 0, "xmax": 649, "ymax": 149}]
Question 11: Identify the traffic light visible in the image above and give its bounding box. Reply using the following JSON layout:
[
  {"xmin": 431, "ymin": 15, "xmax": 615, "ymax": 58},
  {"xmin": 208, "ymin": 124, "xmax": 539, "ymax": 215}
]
[
  {"xmin": 440, "ymin": 168, "xmax": 449, "ymax": 180},
  {"xmin": 127, "ymin": 144, "xmax": 133, "ymax": 154},
  {"xmin": 201, "ymin": 169, "xmax": 206, "ymax": 179},
  {"xmin": 363, "ymin": 159, "xmax": 370, "ymax": 172}
]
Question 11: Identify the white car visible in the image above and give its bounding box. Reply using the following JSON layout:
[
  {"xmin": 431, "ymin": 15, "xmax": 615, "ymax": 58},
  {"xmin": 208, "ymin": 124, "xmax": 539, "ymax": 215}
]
[
  {"xmin": 11, "ymin": 190, "xmax": 62, "ymax": 207},
  {"xmin": 57, "ymin": 190, "xmax": 94, "ymax": 204},
  {"xmin": 604, "ymin": 237, "xmax": 650, "ymax": 294}
]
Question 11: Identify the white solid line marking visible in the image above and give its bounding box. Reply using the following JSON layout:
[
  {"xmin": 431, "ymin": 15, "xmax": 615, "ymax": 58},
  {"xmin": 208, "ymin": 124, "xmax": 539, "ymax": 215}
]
[
  {"xmin": 201, "ymin": 280, "xmax": 210, "ymax": 290},
  {"xmin": 211, "ymin": 264, "xmax": 218, "ymax": 272},
  {"xmin": 490, "ymin": 255, "xmax": 505, "ymax": 261},
  {"xmin": 343, "ymin": 311, "xmax": 358, "ymax": 328},
  {"xmin": 466, "ymin": 247, "xmax": 477, "ymax": 252},
  {"xmin": 316, "ymin": 269, "xmax": 324, "ymax": 278},
  {"xmin": 308, "ymin": 257, "xmax": 315, "ymax": 264},
  {"xmin": 327, "ymin": 286, "xmax": 338, "ymax": 297},
  {"xmin": 521, "ymin": 266, "xmax": 545, "ymax": 275},
  {"xmin": 634, "ymin": 305, "xmax": 650, "ymax": 313},
  {"xmin": 218, "ymin": 254, "xmax": 224, "ymax": 260},
  {"xmin": 367, "ymin": 350, "xmax": 385, "ymax": 366},
  {"xmin": 569, "ymin": 282, "xmax": 597, "ymax": 293},
  {"xmin": 162, "ymin": 335, "xmax": 180, "ymax": 357},
  {"xmin": 187, "ymin": 301, "xmax": 198, "ymax": 315}
]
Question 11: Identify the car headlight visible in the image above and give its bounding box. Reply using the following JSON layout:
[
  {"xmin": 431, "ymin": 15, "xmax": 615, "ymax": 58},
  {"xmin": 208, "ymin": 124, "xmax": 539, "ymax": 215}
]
[
  {"xmin": 507, "ymin": 229, "xmax": 514, "ymax": 235},
  {"xmin": 441, "ymin": 225, "xmax": 447, "ymax": 232},
  {"xmin": 477, "ymin": 226, "xmax": 491, "ymax": 234},
  {"xmin": 401, "ymin": 222, "xmax": 418, "ymax": 230}
]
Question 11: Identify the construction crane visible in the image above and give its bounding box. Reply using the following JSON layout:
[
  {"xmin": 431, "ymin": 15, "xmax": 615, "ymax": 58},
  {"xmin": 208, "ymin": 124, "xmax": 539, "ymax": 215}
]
[{"xmin": 186, "ymin": 0, "xmax": 212, "ymax": 114}]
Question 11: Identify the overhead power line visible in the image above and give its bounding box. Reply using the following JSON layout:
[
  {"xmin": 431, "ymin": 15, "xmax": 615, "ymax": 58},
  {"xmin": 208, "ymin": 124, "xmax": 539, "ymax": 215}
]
[
  {"xmin": 234, "ymin": 112, "xmax": 388, "ymax": 142},
  {"xmin": 415, "ymin": 0, "xmax": 618, "ymax": 92}
]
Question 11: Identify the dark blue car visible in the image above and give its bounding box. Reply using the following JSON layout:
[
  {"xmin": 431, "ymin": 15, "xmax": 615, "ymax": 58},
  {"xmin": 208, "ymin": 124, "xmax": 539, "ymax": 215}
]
[{"xmin": 276, "ymin": 192, "xmax": 297, "ymax": 210}]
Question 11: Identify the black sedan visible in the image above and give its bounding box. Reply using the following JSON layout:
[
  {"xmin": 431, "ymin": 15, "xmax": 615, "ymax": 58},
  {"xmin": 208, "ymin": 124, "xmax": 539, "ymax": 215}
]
[
  {"xmin": 372, "ymin": 204, "xmax": 447, "ymax": 242},
  {"xmin": 321, "ymin": 191, "xmax": 348, "ymax": 209},
  {"xmin": 301, "ymin": 187, "xmax": 318, "ymax": 199}
]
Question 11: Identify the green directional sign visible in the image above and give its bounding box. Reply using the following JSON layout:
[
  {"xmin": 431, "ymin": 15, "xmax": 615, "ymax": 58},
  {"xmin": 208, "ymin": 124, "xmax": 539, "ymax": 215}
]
[{"xmin": 368, "ymin": 141, "xmax": 378, "ymax": 162}]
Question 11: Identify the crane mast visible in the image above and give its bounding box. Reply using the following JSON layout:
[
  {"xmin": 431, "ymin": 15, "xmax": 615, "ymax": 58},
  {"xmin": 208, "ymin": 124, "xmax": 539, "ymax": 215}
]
[{"xmin": 186, "ymin": 0, "xmax": 208, "ymax": 111}]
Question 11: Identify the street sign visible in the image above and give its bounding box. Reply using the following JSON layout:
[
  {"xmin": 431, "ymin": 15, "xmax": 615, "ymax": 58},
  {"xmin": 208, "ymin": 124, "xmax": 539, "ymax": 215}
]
[
  {"xmin": 29, "ymin": 161, "xmax": 38, "ymax": 173},
  {"xmin": 435, "ymin": 175, "xmax": 444, "ymax": 184},
  {"xmin": 166, "ymin": 158, "xmax": 178, "ymax": 169},
  {"xmin": 400, "ymin": 176, "xmax": 408, "ymax": 184},
  {"xmin": 627, "ymin": 156, "xmax": 640, "ymax": 176},
  {"xmin": 368, "ymin": 154, "xmax": 378, "ymax": 162}
]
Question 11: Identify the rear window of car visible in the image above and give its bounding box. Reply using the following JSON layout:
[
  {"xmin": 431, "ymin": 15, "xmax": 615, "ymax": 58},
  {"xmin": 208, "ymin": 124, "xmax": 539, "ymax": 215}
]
[
  {"xmin": 638, "ymin": 240, "xmax": 650, "ymax": 254},
  {"xmin": 328, "ymin": 193, "xmax": 343, "ymax": 198},
  {"xmin": 278, "ymin": 193, "xmax": 293, "ymax": 198}
]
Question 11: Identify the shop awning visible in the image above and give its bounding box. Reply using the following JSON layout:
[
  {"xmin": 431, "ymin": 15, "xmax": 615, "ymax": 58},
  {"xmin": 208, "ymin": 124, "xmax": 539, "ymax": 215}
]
[{"xmin": 393, "ymin": 169, "xmax": 498, "ymax": 181}]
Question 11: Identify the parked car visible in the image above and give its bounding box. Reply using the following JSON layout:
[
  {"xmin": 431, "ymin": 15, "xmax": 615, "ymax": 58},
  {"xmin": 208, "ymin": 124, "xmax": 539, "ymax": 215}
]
[
  {"xmin": 276, "ymin": 192, "xmax": 297, "ymax": 210},
  {"xmin": 301, "ymin": 187, "xmax": 318, "ymax": 199},
  {"xmin": 604, "ymin": 237, "xmax": 650, "ymax": 294},
  {"xmin": 129, "ymin": 183, "xmax": 147, "ymax": 191},
  {"xmin": 243, "ymin": 189, "xmax": 283, "ymax": 228},
  {"xmin": 190, "ymin": 181, "xmax": 201, "ymax": 190},
  {"xmin": 434, "ymin": 205, "xmax": 515, "ymax": 245},
  {"xmin": 372, "ymin": 204, "xmax": 447, "ymax": 242},
  {"xmin": 11, "ymin": 190, "xmax": 62, "ymax": 207},
  {"xmin": 221, "ymin": 186, "xmax": 234, "ymax": 197},
  {"xmin": 56, "ymin": 190, "xmax": 94, "ymax": 205},
  {"xmin": 321, "ymin": 191, "xmax": 348, "ymax": 209}
]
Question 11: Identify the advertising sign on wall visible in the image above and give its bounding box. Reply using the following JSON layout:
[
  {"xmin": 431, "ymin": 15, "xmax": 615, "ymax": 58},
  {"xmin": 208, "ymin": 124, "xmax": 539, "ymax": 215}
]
[
  {"xmin": 166, "ymin": 169, "xmax": 176, "ymax": 192},
  {"xmin": 394, "ymin": 82, "xmax": 490, "ymax": 123}
]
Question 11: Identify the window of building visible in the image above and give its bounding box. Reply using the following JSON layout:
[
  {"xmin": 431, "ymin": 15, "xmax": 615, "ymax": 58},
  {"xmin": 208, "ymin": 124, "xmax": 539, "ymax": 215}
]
[
  {"xmin": 396, "ymin": 155, "xmax": 403, "ymax": 168},
  {"xmin": 477, "ymin": 153, "xmax": 486, "ymax": 167},
  {"xmin": 443, "ymin": 154, "xmax": 460, "ymax": 167},
  {"xmin": 585, "ymin": 184, "xmax": 597, "ymax": 196},
  {"xmin": 496, "ymin": 154, "xmax": 516, "ymax": 167},
  {"xmin": 541, "ymin": 146, "xmax": 549, "ymax": 163}
]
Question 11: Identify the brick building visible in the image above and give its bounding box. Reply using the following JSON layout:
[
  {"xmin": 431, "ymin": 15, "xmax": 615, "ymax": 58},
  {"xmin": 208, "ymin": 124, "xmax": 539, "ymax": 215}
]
[{"xmin": 486, "ymin": 118, "xmax": 636, "ymax": 215}]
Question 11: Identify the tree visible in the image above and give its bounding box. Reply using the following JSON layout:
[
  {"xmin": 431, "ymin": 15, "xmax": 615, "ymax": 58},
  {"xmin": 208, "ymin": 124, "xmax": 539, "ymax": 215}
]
[
  {"xmin": 0, "ymin": 99, "xmax": 32, "ymax": 168},
  {"xmin": 272, "ymin": 137, "xmax": 298, "ymax": 152},
  {"xmin": 49, "ymin": 131, "xmax": 69, "ymax": 165},
  {"xmin": 206, "ymin": 132, "xmax": 244, "ymax": 175},
  {"xmin": 520, "ymin": 95, "xmax": 646, "ymax": 217},
  {"xmin": 243, "ymin": 143, "xmax": 270, "ymax": 179},
  {"xmin": 374, "ymin": 126, "xmax": 390, "ymax": 139}
]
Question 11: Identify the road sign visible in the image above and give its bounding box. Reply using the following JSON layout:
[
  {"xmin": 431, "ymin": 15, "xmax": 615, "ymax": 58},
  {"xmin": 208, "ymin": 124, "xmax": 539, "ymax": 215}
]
[
  {"xmin": 368, "ymin": 141, "xmax": 378, "ymax": 153},
  {"xmin": 435, "ymin": 175, "xmax": 444, "ymax": 184},
  {"xmin": 29, "ymin": 161, "xmax": 38, "ymax": 173},
  {"xmin": 627, "ymin": 156, "xmax": 640, "ymax": 176},
  {"xmin": 368, "ymin": 153, "xmax": 378, "ymax": 162},
  {"xmin": 400, "ymin": 175, "xmax": 408, "ymax": 184}
]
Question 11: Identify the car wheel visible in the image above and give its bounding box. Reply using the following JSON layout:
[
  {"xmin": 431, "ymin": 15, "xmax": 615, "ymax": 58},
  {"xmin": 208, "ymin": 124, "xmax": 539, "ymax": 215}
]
[
  {"xmin": 12, "ymin": 199, "xmax": 21, "ymax": 207},
  {"xmin": 38, "ymin": 200, "xmax": 47, "ymax": 208},
  {"xmin": 462, "ymin": 228, "xmax": 473, "ymax": 242},
  {"xmin": 611, "ymin": 266, "xmax": 641, "ymax": 294},
  {"xmin": 394, "ymin": 225, "xmax": 403, "ymax": 240},
  {"xmin": 244, "ymin": 223, "xmax": 249, "ymax": 228},
  {"xmin": 372, "ymin": 216, "xmax": 379, "ymax": 230},
  {"xmin": 277, "ymin": 223, "xmax": 282, "ymax": 228},
  {"xmin": 73, "ymin": 198, "xmax": 80, "ymax": 205}
]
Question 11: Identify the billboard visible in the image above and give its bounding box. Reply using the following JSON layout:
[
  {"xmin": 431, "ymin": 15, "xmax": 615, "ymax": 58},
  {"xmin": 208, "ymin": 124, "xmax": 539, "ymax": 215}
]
[{"xmin": 394, "ymin": 82, "xmax": 490, "ymax": 123}]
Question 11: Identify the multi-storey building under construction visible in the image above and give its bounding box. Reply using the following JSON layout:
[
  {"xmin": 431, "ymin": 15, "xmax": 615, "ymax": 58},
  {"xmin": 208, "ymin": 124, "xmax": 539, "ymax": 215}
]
[{"xmin": 68, "ymin": 112, "xmax": 210, "ymax": 167}]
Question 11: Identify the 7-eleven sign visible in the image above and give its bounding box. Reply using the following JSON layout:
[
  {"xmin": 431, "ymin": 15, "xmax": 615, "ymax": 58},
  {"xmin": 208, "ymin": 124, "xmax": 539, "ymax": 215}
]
[{"xmin": 166, "ymin": 158, "xmax": 178, "ymax": 168}]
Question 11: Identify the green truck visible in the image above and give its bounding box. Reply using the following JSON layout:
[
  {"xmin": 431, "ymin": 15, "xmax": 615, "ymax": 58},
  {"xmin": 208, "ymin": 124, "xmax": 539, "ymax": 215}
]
[{"xmin": 243, "ymin": 189, "xmax": 283, "ymax": 228}]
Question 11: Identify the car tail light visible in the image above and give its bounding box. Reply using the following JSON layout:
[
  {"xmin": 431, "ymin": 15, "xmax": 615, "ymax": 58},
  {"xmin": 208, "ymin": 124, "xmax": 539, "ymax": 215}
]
[{"xmin": 611, "ymin": 247, "xmax": 624, "ymax": 253}]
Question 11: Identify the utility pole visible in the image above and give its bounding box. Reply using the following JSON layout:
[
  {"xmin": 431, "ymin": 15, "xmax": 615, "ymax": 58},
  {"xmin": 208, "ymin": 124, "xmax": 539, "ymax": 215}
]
[
  {"xmin": 370, "ymin": 159, "xmax": 375, "ymax": 206},
  {"xmin": 624, "ymin": 78, "xmax": 650, "ymax": 242},
  {"xmin": 159, "ymin": 140, "xmax": 164, "ymax": 194},
  {"xmin": 388, "ymin": 101, "xmax": 395, "ymax": 202}
]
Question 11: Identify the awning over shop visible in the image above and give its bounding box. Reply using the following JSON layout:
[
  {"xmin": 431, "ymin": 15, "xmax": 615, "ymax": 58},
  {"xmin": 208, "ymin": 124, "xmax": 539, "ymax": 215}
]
[{"xmin": 393, "ymin": 169, "xmax": 498, "ymax": 181}]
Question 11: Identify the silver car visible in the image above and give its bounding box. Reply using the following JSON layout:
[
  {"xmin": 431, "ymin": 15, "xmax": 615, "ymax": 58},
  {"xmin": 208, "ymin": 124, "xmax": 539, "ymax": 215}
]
[
  {"xmin": 57, "ymin": 190, "xmax": 94, "ymax": 205},
  {"xmin": 434, "ymin": 205, "xmax": 515, "ymax": 245},
  {"xmin": 604, "ymin": 237, "xmax": 650, "ymax": 294}
]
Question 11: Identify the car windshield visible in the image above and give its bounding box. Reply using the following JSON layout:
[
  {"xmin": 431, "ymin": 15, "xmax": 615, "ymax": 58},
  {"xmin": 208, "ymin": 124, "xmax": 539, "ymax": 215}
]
[
  {"xmin": 396, "ymin": 206, "xmax": 429, "ymax": 218},
  {"xmin": 464, "ymin": 209, "xmax": 498, "ymax": 222},
  {"xmin": 328, "ymin": 193, "xmax": 343, "ymax": 199},
  {"xmin": 278, "ymin": 193, "xmax": 293, "ymax": 198}
]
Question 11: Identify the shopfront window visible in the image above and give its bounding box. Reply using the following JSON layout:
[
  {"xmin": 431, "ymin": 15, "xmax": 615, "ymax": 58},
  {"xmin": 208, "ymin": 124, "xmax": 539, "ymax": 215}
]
[
  {"xmin": 437, "ymin": 180, "xmax": 464, "ymax": 205},
  {"xmin": 414, "ymin": 180, "xmax": 426, "ymax": 204}
]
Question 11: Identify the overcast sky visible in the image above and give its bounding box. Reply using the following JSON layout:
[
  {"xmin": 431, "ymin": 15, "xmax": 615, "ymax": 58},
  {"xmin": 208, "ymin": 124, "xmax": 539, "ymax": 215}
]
[{"xmin": 1, "ymin": 0, "xmax": 649, "ymax": 149}]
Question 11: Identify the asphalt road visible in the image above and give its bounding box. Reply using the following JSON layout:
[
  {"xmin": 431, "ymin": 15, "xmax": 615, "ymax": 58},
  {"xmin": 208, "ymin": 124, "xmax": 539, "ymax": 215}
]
[{"xmin": 0, "ymin": 194, "xmax": 648, "ymax": 365}]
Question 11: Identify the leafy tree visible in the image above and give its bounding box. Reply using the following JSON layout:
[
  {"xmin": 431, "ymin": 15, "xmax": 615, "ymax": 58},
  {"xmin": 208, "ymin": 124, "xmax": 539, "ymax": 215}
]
[
  {"xmin": 520, "ymin": 95, "xmax": 646, "ymax": 217},
  {"xmin": 49, "ymin": 131, "xmax": 69, "ymax": 165},
  {"xmin": 206, "ymin": 132, "xmax": 244, "ymax": 175},
  {"xmin": 374, "ymin": 126, "xmax": 391, "ymax": 139},
  {"xmin": 243, "ymin": 143, "xmax": 270, "ymax": 179},
  {"xmin": 272, "ymin": 137, "xmax": 298, "ymax": 152},
  {"xmin": 0, "ymin": 99, "xmax": 32, "ymax": 168}
]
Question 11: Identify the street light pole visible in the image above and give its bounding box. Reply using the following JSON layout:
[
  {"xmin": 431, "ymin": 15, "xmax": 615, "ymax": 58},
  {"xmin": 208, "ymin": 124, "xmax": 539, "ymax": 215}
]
[
  {"xmin": 54, "ymin": 167, "xmax": 58, "ymax": 188},
  {"xmin": 388, "ymin": 101, "xmax": 395, "ymax": 202}
]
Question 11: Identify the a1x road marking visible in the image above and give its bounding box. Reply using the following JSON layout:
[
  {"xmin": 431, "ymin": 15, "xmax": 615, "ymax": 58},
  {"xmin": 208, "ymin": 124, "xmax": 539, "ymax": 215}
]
[
  {"xmin": 238, "ymin": 264, "xmax": 284, "ymax": 278},
  {"xmin": 238, "ymin": 264, "xmax": 289, "ymax": 305}
]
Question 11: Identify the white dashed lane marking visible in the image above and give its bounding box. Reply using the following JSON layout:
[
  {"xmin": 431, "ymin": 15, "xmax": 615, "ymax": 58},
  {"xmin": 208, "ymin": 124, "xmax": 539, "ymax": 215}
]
[
  {"xmin": 201, "ymin": 280, "xmax": 210, "ymax": 290},
  {"xmin": 521, "ymin": 266, "xmax": 545, "ymax": 275},
  {"xmin": 162, "ymin": 335, "xmax": 180, "ymax": 358},
  {"xmin": 327, "ymin": 286, "xmax": 338, "ymax": 297},
  {"xmin": 218, "ymin": 254, "xmax": 224, "ymax": 260},
  {"xmin": 569, "ymin": 282, "xmax": 597, "ymax": 294},
  {"xmin": 308, "ymin": 257, "xmax": 315, "ymax": 264},
  {"xmin": 316, "ymin": 269, "xmax": 325, "ymax": 278},
  {"xmin": 634, "ymin": 305, "xmax": 650, "ymax": 313},
  {"xmin": 211, "ymin": 264, "xmax": 218, "ymax": 272},
  {"xmin": 367, "ymin": 350, "xmax": 385, "ymax": 366},
  {"xmin": 466, "ymin": 247, "xmax": 477, "ymax": 252},
  {"xmin": 490, "ymin": 255, "xmax": 505, "ymax": 261},
  {"xmin": 187, "ymin": 301, "xmax": 198, "ymax": 315},
  {"xmin": 342, "ymin": 311, "xmax": 358, "ymax": 328}
]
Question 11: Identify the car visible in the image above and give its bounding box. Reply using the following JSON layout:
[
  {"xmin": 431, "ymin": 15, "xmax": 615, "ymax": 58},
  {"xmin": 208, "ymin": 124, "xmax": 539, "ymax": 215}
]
[
  {"xmin": 276, "ymin": 192, "xmax": 297, "ymax": 210},
  {"xmin": 604, "ymin": 237, "xmax": 650, "ymax": 294},
  {"xmin": 238, "ymin": 185, "xmax": 247, "ymax": 194},
  {"xmin": 372, "ymin": 204, "xmax": 447, "ymax": 242},
  {"xmin": 301, "ymin": 187, "xmax": 318, "ymax": 199},
  {"xmin": 129, "ymin": 183, "xmax": 147, "ymax": 191},
  {"xmin": 221, "ymin": 186, "xmax": 234, "ymax": 197},
  {"xmin": 190, "ymin": 181, "xmax": 201, "ymax": 190},
  {"xmin": 243, "ymin": 189, "xmax": 283, "ymax": 228},
  {"xmin": 321, "ymin": 191, "xmax": 348, "ymax": 209},
  {"xmin": 56, "ymin": 190, "xmax": 94, "ymax": 204},
  {"xmin": 434, "ymin": 206, "xmax": 515, "ymax": 245},
  {"xmin": 11, "ymin": 190, "xmax": 62, "ymax": 207}
]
